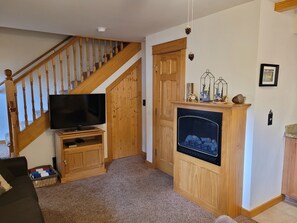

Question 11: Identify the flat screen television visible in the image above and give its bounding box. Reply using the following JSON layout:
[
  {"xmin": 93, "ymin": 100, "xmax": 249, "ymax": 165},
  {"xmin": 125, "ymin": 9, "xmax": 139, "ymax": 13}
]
[{"xmin": 49, "ymin": 94, "xmax": 105, "ymax": 130}]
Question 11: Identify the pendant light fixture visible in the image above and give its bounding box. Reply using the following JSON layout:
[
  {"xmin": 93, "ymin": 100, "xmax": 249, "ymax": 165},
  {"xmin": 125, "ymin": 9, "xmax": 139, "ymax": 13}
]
[
  {"xmin": 186, "ymin": 0, "xmax": 195, "ymax": 61},
  {"xmin": 185, "ymin": 0, "xmax": 194, "ymax": 35}
]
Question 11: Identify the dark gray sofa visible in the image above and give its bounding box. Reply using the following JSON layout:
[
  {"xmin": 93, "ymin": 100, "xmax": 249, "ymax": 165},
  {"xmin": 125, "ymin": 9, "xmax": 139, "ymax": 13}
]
[{"xmin": 0, "ymin": 156, "xmax": 44, "ymax": 223}]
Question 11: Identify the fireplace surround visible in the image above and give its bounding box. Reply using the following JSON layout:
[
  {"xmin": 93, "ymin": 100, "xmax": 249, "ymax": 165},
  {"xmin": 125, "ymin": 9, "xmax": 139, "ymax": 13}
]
[{"xmin": 173, "ymin": 101, "xmax": 250, "ymax": 217}]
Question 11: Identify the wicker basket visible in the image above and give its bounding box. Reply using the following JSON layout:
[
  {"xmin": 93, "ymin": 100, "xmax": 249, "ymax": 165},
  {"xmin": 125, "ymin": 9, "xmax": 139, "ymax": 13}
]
[{"xmin": 29, "ymin": 165, "xmax": 59, "ymax": 188}]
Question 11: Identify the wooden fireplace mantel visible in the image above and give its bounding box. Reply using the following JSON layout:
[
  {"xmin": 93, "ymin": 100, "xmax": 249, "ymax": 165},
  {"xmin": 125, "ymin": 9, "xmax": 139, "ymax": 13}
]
[{"xmin": 172, "ymin": 101, "xmax": 251, "ymax": 218}]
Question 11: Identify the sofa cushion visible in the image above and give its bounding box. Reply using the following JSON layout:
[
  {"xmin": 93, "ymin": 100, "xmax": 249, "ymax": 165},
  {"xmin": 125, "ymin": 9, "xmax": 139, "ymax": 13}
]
[
  {"xmin": 0, "ymin": 159, "xmax": 15, "ymax": 182},
  {"xmin": 0, "ymin": 175, "xmax": 38, "ymax": 207},
  {"xmin": 0, "ymin": 197, "xmax": 44, "ymax": 223}
]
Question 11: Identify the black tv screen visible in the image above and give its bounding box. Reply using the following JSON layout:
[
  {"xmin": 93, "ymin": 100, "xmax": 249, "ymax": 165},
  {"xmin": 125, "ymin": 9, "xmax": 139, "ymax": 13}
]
[{"xmin": 49, "ymin": 94, "xmax": 105, "ymax": 130}]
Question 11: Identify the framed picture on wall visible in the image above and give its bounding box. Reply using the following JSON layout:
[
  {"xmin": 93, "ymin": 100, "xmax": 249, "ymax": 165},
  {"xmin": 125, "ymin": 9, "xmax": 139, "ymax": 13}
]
[{"xmin": 259, "ymin": 64, "xmax": 279, "ymax": 87}]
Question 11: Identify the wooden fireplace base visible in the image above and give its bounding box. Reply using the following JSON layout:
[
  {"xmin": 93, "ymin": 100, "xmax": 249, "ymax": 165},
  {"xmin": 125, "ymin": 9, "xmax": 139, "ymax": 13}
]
[{"xmin": 173, "ymin": 101, "xmax": 250, "ymax": 217}]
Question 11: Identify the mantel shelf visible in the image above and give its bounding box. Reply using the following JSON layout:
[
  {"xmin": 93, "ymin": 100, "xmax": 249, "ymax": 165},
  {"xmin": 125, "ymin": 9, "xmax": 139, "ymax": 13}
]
[{"xmin": 172, "ymin": 101, "xmax": 251, "ymax": 109}]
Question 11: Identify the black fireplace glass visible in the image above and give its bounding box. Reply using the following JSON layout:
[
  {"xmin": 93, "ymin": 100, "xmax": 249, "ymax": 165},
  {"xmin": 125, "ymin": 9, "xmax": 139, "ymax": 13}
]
[{"xmin": 177, "ymin": 108, "xmax": 222, "ymax": 166}]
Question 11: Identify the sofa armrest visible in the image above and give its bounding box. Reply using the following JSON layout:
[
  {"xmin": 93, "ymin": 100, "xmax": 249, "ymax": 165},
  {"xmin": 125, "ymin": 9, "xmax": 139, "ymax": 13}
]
[{"xmin": 1, "ymin": 157, "xmax": 28, "ymax": 177}]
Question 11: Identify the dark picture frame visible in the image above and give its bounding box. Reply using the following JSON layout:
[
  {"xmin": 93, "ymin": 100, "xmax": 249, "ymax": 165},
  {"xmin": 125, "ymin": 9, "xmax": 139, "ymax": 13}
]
[{"xmin": 259, "ymin": 64, "xmax": 279, "ymax": 87}]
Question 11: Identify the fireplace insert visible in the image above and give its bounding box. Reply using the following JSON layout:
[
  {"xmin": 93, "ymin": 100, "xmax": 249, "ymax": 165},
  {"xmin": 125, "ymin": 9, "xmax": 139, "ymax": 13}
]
[{"xmin": 177, "ymin": 108, "xmax": 222, "ymax": 166}]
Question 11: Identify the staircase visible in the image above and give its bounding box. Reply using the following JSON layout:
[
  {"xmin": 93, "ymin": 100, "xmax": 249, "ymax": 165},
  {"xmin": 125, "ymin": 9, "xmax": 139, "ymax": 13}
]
[{"xmin": 3, "ymin": 36, "xmax": 141, "ymax": 156}]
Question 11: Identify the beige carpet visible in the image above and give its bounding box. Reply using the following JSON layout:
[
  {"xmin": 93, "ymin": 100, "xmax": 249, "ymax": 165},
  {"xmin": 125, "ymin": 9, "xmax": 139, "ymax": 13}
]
[{"xmin": 37, "ymin": 155, "xmax": 257, "ymax": 223}]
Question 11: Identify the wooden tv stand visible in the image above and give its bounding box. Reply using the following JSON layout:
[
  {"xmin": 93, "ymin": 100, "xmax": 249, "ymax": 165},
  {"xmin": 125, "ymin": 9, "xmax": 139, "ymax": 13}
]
[{"xmin": 55, "ymin": 127, "xmax": 106, "ymax": 183}]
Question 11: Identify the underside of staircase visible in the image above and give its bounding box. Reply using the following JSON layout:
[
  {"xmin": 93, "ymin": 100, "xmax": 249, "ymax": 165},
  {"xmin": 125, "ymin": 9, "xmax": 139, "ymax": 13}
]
[{"xmin": 4, "ymin": 36, "xmax": 141, "ymax": 155}]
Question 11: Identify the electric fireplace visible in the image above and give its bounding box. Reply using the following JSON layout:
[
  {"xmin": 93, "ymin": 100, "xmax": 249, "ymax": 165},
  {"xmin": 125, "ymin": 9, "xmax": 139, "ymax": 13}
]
[{"xmin": 177, "ymin": 108, "xmax": 222, "ymax": 166}]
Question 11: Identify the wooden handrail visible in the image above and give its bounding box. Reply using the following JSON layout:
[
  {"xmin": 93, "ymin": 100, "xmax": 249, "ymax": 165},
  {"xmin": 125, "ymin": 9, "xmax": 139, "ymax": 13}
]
[
  {"xmin": 275, "ymin": 0, "xmax": 297, "ymax": 12},
  {"xmin": 0, "ymin": 36, "xmax": 73, "ymax": 87},
  {"xmin": 14, "ymin": 36, "xmax": 80, "ymax": 84},
  {"xmin": 13, "ymin": 36, "xmax": 73, "ymax": 77}
]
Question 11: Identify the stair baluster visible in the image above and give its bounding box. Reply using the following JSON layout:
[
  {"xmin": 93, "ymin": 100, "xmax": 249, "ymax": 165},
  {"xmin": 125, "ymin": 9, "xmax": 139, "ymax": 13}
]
[
  {"xmin": 115, "ymin": 41, "xmax": 119, "ymax": 54},
  {"xmin": 72, "ymin": 44, "xmax": 78, "ymax": 88},
  {"xmin": 29, "ymin": 73, "xmax": 36, "ymax": 121},
  {"xmin": 92, "ymin": 39, "xmax": 96, "ymax": 72},
  {"xmin": 45, "ymin": 63, "xmax": 50, "ymax": 96},
  {"xmin": 110, "ymin": 40, "xmax": 113, "ymax": 58},
  {"xmin": 22, "ymin": 79, "xmax": 29, "ymax": 127},
  {"xmin": 98, "ymin": 40, "xmax": 102, "ymax": 68},
  {"xmin": 104, "ymin": 40, "xmax": 107, "ymax": 63},
  {"xmin": 79, "ymin": 38, "xmax": 84, "ymax": 82},
  {"xmin": 38, "ymin": 68, "xmax": 44, "ymax": 113},
  {"xmin": 59, "ymin": 53, "xmax": 64, "ymax": 94},
  {"xmin": 66, "ymin": 48, "xmax": 71, "ymax": 91},
  {"xmin": 86, "ymin": 38, "xmax": 90, "ymax": 78},
  {"xmin": 13, "ymin": 89, "xmax": 20, "ymax": 131},
  {"xmin": 52, "ymin": 58, "xmax": 57, "ymax": 94}
]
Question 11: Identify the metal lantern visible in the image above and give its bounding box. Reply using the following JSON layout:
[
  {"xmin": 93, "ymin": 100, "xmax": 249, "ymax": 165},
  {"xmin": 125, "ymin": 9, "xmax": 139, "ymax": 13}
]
[
  {"xmin": 214, "ymin": 77, "xmax": 228, "ymax": 102},
  {"xmin": 200, "ymin": 69, "xmax": 215, "ymax": 102}
]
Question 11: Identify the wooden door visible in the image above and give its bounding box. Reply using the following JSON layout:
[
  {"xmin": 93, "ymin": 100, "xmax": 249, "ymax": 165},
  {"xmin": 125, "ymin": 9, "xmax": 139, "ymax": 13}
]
[
  {"xmin": 107, "ymin": 59, "xmax": 142, "ymax": 160},
  {"xmin": 153, "ymin": 38, "xmax": 186, "ymax": 176}
]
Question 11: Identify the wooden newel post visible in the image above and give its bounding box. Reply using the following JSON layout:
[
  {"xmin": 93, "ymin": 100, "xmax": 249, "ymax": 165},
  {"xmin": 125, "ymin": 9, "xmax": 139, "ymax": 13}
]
[{"xmin": 5, "ymin": 69, "xmax": 19, "ymax": 156}]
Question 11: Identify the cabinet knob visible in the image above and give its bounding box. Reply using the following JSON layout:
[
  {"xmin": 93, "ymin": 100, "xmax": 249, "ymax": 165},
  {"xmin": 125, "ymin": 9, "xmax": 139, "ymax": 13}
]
[{"xmin": 64, "ymin": 160, "xmax": 67, "ymax": 165}]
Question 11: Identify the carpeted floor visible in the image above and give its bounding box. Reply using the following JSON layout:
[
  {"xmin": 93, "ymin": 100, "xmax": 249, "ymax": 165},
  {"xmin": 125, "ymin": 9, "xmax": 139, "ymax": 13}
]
[{"xmin": 37, "ymin": 155, "xmax": 257, "ymax": 223}]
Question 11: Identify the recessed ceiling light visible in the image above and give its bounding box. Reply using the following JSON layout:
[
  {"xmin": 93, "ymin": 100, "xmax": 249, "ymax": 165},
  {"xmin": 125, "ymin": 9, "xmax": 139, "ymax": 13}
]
[{"xmin": 97, "ymin": 27, "xmax": 106, "ymax": 32}]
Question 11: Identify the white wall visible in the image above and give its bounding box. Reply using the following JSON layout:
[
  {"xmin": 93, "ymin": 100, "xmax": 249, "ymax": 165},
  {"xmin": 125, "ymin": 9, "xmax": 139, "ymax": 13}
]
[
  {"xmin": 250, "ymin": 0, "xmax": 297, "ymax": 209},
  {"xmin": 145, "ymin": 0, "xmax": 297, "ymax": 211},
  {"xmin": 0, "ymin": 28, "xmax": 65, "ymax": 140},
  {"xmin": 145, "ymin": 1, "xmax": 260, "ymax": 165}
]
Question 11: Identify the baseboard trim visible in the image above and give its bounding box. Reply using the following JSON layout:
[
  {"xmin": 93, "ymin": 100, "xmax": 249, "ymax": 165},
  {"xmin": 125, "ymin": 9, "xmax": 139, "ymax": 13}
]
[
  {"xmin": 0, "ymin": 140, "xmax": 5, "ymax": 144},
  {"xmin": 241, "ymin": 194, "xmax": 284, "ymax": 218}
]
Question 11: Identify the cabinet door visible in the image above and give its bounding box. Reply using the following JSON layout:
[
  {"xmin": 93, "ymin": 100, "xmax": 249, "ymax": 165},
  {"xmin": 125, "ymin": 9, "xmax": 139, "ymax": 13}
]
[
  {"xmin": 64, "ymin": 149, "xmax": 85, "ymax": 174},
  {"xmin": 282, "ymin": 138, "xmax": 297, "ymax": 199},
  {"xmin": 64, "ymin": 145, "xmax": 102, "ymax": 175},
  {"xmin": 85, "ymin": 145, "xmax": 103, "ymax": 168}
]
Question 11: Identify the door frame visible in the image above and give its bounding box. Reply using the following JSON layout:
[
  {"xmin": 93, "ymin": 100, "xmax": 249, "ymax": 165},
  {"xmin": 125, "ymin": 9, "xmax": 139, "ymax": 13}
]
[
  {"xmin": 152, "ymin": 38, "xmax": 187, "ymax": 168},
  {"xmin": 106, "ymin": 59, "xmax": 142, "ymax": 162}
]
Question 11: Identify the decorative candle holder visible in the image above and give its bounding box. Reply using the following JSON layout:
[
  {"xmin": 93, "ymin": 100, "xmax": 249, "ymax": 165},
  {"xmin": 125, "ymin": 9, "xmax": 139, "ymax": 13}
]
[
  {"xmin": 200, "ymin": 69, "xmax": 215, "ymax": 102},
  {"xmin": 214, "ymin": 77, "xmax": 228, "ymax": 103}
]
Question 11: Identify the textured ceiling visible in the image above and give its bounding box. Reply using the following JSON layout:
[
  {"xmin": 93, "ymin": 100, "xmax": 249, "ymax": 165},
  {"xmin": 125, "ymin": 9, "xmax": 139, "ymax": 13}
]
[{"xmin": 0, "ymin": 0, "xmax": 254, "ymax": 41}]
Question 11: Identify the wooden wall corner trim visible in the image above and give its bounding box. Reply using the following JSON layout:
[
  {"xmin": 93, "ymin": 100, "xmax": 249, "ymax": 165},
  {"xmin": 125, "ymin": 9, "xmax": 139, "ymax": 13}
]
[
  {"xmin": 241, "ymin": 195, "xmax": 284, "ymax": 218},
  {"xmin": 152, "ymin": 37, "xmax": 187, "ymax": 55}
]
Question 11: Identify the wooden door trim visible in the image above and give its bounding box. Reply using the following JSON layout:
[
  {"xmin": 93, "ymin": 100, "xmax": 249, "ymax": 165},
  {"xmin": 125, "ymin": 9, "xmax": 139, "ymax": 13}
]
[
  {"xmin": 152, "ymin": 38, "xmax": 187, "ymax": 55},
  {"xmin": 152, "ymin": 38, "xmax": 186, "ymax": 169},
  {"xmin": 106, "ymin": 59, "xmax": 142, "ymax": 162}
]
